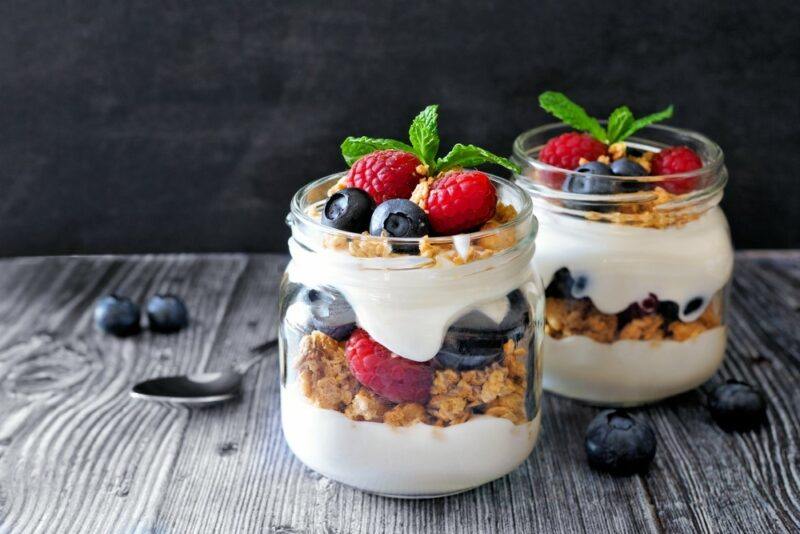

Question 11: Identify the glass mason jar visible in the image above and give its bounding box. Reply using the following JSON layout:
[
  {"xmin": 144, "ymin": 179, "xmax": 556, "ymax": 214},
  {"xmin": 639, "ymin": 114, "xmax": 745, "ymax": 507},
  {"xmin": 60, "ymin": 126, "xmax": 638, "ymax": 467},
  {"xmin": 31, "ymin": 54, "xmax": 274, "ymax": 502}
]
[
  {"xmin": 279, "ymin": 173, "xmax": 544, "ymax": 497},
  {"xmin": 512, "ymin": 124, "xmax": 733, "ymax": 406}
]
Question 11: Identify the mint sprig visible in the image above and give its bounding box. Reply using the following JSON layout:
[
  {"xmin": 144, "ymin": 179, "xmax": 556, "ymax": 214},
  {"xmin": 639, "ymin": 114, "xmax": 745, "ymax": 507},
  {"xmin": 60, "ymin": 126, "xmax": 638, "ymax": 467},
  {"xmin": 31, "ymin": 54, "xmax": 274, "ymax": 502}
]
[
  {"xmin": 538, "ymin": 91, "xmax": 673, "ymax": 145},
  {"xmin": 437, "ymin": 144, "xmax": 519, "ymax": 174},
  {"xmin": 341, "ymin": 105, "xmax": 520, "ymax": 174},
  {"xmin": 408, "ymin": 105, "xmax": 440, "ymax": 165},
  {"xmin": 340, "ymin": 137, "xmax": 413, "ymax": 167}
]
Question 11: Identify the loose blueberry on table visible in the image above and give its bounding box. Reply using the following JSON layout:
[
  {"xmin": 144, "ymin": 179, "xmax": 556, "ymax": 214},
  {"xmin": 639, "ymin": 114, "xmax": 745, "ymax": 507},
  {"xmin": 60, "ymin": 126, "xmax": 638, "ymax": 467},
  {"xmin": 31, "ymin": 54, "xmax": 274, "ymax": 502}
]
[
  {"xmin": 146, "ymin": 294, "xmax": 189, "ymax": 333},
  {"xmin": 536, "ymin": 91, "xmax": 703, "ymax": 196},
  {"xmin": 585, "ymin": 409, "xmax": 657, "ymax": 475},
  {"xmin": 707, "ymin": 380, "xmax": 767, "ymax": 432},
  {"xmin": 94, "ymin": 295, "xmax": 141, "ymax": 337}
]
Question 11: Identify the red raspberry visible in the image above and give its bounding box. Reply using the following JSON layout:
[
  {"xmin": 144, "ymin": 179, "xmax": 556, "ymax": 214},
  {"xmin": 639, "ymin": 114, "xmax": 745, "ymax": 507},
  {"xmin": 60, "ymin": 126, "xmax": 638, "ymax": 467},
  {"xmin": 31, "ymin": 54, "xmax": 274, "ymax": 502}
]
[
  {"xmin": 651, "ymin": 146, "xmax": 703, "ymax": 194},
  {"xmin": 539, "ymin": 132, "xmax": 607, "ymax": 171},
  {"xmin": 345, "ymin": 149, "xmax": 423, "ymax": 204},
  {"xmin": 345, "ymin": 328, "xmax": 433, "ymax": 404},
  {"xmin": 426, "ymin": 170, "xmax": 497, "ymax": 235}
]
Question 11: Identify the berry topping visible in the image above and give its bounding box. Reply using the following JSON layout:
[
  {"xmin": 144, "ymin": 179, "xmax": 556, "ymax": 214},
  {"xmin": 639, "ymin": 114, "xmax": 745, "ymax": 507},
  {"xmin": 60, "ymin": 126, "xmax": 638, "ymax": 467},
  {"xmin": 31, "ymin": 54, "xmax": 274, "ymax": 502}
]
[
  {"xmin": 427, "ymin": 170, "xmax": 497, "ymax": 235},
  {"xmin": 146, "ymin": 295, "xmax": 189, "ymax": 333},
  {"xmin": 536, "ymin": 92, "xmax": 675, "ymax": 190},
  {"xmin": 345, "ymin": 328, "xmax": 433, "ymax": 404},
  {"xmin": 370, "ymin": 199, "xmax": 430, "ymax": 239},
  {"xmin": 321, "ymin": 187, "xmax": 375, "ymax": 232},
  {"xmin": 585, "ymin": 409, "xmax": 656, "ymax": 475},
  {"xmin": 562, "ymin": 161, "xmax": 645, "ymax": 200},
  {"xmin": 708, "ymin": 380, "xmax": 767, "ymax": 432},
  {"xmin": 610, "ymin": 158, "xmax": 647, "ymax": 177},
  {"xmin": 340, "ymin": 105, "xmax": 519, "ymax": 206},
  {"xmin": 435, "ymin": 290, "xmax": 530, "ymax": 370},
  {"xmin": 94, "ymin": 295, "xmax": 141, "ymax": 337},
  {"xmin": 651, "ymin": 146, "xmax": 703, "ymax": 194},
  {"xmin": 345, "ymin": 150, "xmax": 423, "ymax": 204},
  {"xmin": 539, "ymin": 132, "xmax": 608, "ymax": 172},
  {"xmin": 286, "ymin": 287, "xmax": 356, "ymax": 341}
]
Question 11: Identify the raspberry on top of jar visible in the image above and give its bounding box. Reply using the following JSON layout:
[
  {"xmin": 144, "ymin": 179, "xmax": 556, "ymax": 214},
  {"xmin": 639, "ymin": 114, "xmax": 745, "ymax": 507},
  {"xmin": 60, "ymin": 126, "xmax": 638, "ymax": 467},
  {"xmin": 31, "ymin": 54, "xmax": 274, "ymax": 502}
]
[
  {"xmin": 311, "ymin": 105, "xmax": 523, "ymax": 263},
  {"xmin": 520, "ymin": 91, "xmax": 723, "ymax": 229}
]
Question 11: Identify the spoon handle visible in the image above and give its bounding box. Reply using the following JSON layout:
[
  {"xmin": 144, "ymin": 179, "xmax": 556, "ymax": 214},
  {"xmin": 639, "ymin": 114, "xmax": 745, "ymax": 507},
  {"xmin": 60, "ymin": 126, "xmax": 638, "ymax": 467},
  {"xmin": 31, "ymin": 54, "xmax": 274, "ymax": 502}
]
[{"xmin": 235, "ymin": 338, "xmax": 279, "ymax": 374}]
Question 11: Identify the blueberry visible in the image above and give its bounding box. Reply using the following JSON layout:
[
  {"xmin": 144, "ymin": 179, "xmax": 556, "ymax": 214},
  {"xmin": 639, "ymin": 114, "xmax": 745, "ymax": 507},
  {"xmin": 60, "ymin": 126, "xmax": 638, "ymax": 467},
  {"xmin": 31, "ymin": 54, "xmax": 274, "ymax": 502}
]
[
  {"xmin": 563, "ymin": 161, "xmax": 649, "ymax": 202},
  {"xmin": 575, "ymin": 161, "xmax": 613, "ymax": 175},
  {"xmin": 708, "ymin": 380, "xmax": 766, "ymax": 432},
  {"xmin": 321, "ymin": 188, "xmax": 375, "ymax": 232},
  {"xmin": 435, "ymin": 290, "xmax": 530, "ymax": 370},
  {"xmin": 545, "ymin": 268, "xmax": 575, "ymax": 299},
  {"xmin": 146, "ymin": 295, "xmax": 189, "ymax": 333},
  {"xmin": 562, "ymin": 162, "xmax": 620, "ymax": 210},
  {"xmin": 610, "ymin": 158, "xmax": 647, "ymax": 177},
  {"xmin": 94, "ymin": 295, "xmax": 141, "ymax": 337},
  {"xmin": 370, "ymin": 199, "xmax": 429, "ymax": 238},
  {"xmin": 585, "ymin": 409, "xmax": 656, "ymax": 476},
  {"xmin": 370, "ymin": 199, "xmax": 430, "ymax": 254},
  {"xmin": 657, "ymin": 300, "xmax": 680, "ymax": 323},
  {"xmin": 683, "ymin": 297, "xmax": 704, "ymax": 316},
  {"xmin": 286, "ymin": 286, "xmax": 356, "ymax": 341}
]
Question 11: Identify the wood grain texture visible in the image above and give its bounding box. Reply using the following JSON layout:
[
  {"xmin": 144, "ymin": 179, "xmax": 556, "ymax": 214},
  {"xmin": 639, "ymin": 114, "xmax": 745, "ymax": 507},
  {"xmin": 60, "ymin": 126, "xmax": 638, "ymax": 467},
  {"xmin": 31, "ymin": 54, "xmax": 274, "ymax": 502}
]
[{"xmin": 0, "ymin": 252, "xmax": 799, "ymax": 534}]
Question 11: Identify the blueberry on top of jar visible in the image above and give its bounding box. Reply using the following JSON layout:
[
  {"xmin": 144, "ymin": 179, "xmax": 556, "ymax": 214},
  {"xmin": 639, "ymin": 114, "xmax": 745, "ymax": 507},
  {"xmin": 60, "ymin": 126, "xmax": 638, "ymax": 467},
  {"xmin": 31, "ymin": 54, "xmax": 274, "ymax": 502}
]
[
  {"xmin": 370, "ymin": 199, "xmax": 430, "ymax": 254},
  {"xmin": 321, "ymin": 187, "xmax": 375, "ymax": 232},
  {"xmin": 610, "ymin": 158, "xmax": 647, "ymax": 177}
]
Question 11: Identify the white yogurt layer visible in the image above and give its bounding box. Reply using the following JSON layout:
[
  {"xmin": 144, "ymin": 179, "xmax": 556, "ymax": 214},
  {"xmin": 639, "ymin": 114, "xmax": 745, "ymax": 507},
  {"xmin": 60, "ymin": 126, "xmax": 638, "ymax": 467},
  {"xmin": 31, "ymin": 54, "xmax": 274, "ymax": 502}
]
[
  {"xmin": 281, "ymin": 384, "xmax": 541, "ymax": 496},
  {"xmin": 534, "ymin": 207, "xmax": 734, "ymax": 321},
  {"xmin": 543, "ymin": 327, "xmax": 727, "ymax": 405},
  {"xmin": 286, "ymin": 238, "xmax": 536, "ymax": 361}
]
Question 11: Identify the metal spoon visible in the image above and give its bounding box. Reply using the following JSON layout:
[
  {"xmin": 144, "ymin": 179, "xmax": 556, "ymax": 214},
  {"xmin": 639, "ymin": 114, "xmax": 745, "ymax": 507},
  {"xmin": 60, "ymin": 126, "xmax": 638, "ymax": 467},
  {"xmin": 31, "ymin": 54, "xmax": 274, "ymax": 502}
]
[{"xmin": 130, "ymin": 338, "xmax": 278, "ymax": 407}]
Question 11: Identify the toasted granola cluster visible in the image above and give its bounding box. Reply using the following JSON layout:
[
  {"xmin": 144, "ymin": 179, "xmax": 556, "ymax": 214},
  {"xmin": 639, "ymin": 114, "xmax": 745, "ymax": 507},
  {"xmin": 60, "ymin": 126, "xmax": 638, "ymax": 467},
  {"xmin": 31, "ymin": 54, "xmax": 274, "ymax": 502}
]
[
  {"xmin": 532, "ymin": 141, "xmax": 700, "ymax": 230},
  {"xmin": 545, "ymin": 297, "xmax": 721, "ymax": 343},
  {"xmin": 295, "ymin": 331, "xmax": 529, "ymax": 427},
  {"xmin": 321, "ymin": 200, "xmax": 519, "ymax": 264}
]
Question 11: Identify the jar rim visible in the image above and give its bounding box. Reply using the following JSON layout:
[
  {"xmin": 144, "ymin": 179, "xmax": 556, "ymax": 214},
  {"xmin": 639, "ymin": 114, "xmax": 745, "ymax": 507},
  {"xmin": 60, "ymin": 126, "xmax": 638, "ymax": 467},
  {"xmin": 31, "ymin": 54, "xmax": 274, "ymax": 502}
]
[
  {"xmin": 511, "ymin": 122, "xmax": 727, "ymax": 209},
  {"xmin": 512, "ymin": 122, "xmax": 724, "ymax": 181},
  {"xmin": 289, "ymin": 171, "xmax": 536, "ymax": 247}
]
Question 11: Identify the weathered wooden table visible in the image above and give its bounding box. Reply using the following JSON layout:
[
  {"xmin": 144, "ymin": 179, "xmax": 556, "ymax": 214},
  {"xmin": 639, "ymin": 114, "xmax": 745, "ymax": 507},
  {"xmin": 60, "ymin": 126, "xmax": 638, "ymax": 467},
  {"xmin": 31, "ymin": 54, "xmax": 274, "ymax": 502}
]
[{"xmin": 0, "ymin": 252, "xmax": 798, "ymax": 533}]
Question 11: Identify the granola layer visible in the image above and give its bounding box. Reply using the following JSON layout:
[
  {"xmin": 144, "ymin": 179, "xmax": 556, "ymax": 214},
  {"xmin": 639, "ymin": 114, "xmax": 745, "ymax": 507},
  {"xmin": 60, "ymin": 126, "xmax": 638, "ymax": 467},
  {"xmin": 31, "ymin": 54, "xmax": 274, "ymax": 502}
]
[
  {"xmin": 545, "ymin": 297, "xmax": 721, "ymax": 343},
  {"xmin": 295, "ymin": 331, "xmax": 529, "ymax": 427}
]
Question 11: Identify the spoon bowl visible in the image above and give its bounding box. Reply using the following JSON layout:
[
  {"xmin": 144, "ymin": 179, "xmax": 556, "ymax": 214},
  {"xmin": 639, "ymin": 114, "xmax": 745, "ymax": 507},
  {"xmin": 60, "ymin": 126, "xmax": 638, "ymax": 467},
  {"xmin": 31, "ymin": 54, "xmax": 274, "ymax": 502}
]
[{"xmin": 130, "ymin": 338, "xmax": 278, "ymax": 407}]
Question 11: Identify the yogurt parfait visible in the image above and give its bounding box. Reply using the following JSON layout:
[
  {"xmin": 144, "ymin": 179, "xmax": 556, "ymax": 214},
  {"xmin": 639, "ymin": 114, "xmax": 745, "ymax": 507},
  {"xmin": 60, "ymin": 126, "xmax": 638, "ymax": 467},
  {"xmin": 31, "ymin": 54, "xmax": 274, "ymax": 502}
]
[
  {"xmin": 513, "ymin": 92, "xmax": 733, "ymax": 406},
  {"xmin": 279, "ymin": 106, "xmax": 543, "ymax": 497}
]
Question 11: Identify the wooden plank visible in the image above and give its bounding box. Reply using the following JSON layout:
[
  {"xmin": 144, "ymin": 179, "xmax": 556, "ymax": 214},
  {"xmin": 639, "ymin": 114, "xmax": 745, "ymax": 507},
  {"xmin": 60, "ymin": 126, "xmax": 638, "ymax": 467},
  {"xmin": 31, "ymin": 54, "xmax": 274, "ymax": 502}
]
[
  {"xmin": 0, "ymin": 255, "xmax": 248, "ymax": 534},
  {"xmin": 0, "ymin": 253, "xmax": 799, "ymax": 534}
]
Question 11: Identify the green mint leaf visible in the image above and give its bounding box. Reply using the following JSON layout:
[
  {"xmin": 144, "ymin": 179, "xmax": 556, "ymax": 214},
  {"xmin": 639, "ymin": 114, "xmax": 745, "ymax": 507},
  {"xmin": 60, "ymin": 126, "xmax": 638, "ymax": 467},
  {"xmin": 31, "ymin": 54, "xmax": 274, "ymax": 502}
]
[
  {"xmin": 539, "ymin": 91, "xmax": 607, "ymax": 142},
  {"xmin": 621, "ymin": 105, "xmax": 673, "ymax": 141},
  {"xmin": 436, "ymin": 144, "xmax": 521, "ymax": 174},
  {"xmin": 606, "ymin": 106, "xmax": 634, "ymax": 144},
  {"xmin": 408, "ymin": 105, "xmax": 440, "ymax": 166},
  {"xmin": 340, "ymin": 136, "xmax": 414, "ymax": 167}
]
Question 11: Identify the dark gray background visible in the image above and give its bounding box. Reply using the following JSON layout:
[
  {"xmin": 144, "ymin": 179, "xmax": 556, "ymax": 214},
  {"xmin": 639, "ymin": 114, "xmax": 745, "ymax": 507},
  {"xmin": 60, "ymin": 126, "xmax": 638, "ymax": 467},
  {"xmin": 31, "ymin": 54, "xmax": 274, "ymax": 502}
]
[{"xmin": 1, "ymin": 0, "xmax": 798, "ymax": 256}]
